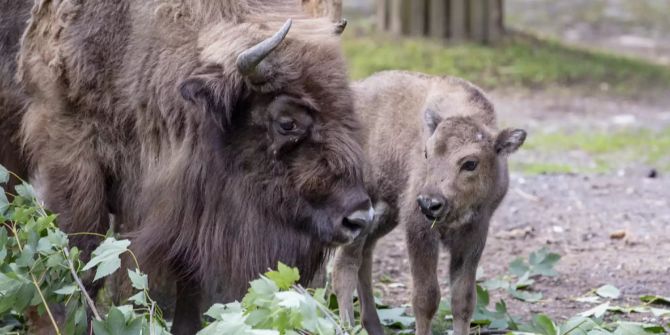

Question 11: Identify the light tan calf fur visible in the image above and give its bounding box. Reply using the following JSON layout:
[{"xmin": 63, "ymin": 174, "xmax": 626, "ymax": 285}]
[{"xmin": 332, "ymin": 71, "xmax": 526, "ymax": 335}]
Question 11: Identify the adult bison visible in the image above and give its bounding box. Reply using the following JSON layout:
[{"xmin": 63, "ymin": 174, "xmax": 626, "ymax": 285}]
[
  {"xmin": 0, "ymin": 0, "xmax": 30, "ymax": 192},
  {"xmin": 2, "ymin": 0, "xmax": 373, "ymax": 333}
]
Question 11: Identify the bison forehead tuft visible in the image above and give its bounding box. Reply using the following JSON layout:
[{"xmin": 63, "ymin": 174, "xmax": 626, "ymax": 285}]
[{"xmin": 197, "ymin": 20, "xmax": 350, "ymax": 100}]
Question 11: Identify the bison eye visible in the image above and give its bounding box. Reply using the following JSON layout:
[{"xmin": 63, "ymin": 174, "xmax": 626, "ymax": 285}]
[
  {"xmin": 461, "ymin": 160, "xmax": 478, "ymax": 172},
  {"xmin": 278, "ymin": 119, "xmax": 297, "ymax": 132}
]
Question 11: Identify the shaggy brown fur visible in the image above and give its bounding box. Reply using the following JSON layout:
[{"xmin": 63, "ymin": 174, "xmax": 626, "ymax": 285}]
[
  {"xmin": 332, "ymin": 71, "xmax": 526, "ymax": 335},
  {"xmin": 0, "ymin": 0, "xmax": 31, "ymax": 192},
  {"xmin": 4, "ymin": 0, "xmax": 372, "ymax": 333}
]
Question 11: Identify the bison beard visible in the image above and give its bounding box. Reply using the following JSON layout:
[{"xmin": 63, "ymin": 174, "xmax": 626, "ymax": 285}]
[{"xmin": 3, "ymin": 0, "xmax": 371, "ymax": 333}]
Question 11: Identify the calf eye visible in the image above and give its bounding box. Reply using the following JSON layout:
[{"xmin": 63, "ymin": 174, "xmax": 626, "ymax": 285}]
[{"xmin": 461, "ymin": 160, "xmax": 478, "ymax": 171}]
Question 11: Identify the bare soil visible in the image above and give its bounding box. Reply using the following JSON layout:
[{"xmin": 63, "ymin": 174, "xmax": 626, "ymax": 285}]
[{"xmin": 369, "ymin": 92, "xmax": 670, "ymax": 325}]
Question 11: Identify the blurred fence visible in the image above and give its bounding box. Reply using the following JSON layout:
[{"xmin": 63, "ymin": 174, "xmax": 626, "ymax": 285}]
[{"xmin": 376, "ymin": 0, "xmax": 504, "ymax": 43}]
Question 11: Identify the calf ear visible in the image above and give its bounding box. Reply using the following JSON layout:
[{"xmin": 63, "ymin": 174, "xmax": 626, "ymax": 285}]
[
  {"xmin": 424, "ymin": 108, "xmax": 442, "ymax": 136},
  {"xmin": 495, "ymin": 128, "xmax": 526, "ymax": 155}
]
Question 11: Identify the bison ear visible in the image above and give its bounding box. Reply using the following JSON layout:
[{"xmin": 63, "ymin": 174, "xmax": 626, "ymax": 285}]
[
  {"xmin": 495, "ymin": 128, "xmax": 526, "ymax": 155},
  {"xmin": 179, "ymin": 74, "xmax": 238, "ymax": 130},
  {"xmin": 179, "ymin": 77, "xmax": 209, "ymax": 105},
  {"xmin": 423, "ymin": 108, "xmax": 442, "ymax": 136}
]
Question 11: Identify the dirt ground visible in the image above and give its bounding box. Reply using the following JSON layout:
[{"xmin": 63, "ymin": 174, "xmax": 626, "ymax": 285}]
[{"xmin": 369, "ymin": 91, "xmax": 670, "ymax": 325}]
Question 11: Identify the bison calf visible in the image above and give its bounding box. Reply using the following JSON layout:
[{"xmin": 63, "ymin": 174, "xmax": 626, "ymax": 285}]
[{"xmin": 332, "ymin": 71, "xmax": 526, "ymax": 335}]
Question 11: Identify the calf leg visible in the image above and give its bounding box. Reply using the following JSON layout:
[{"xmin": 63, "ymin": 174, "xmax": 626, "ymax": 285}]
[
  {"xmin": 407, "ymin": 224, "xmax": 440, "ymax": 335},
  {"xmin": 449, "ymin": 229, "xmax": 487, "ymax": 335},
  {"xmin": 357, "ymin": 240, "xmax": 384, "ymax": 335},
  {"xmin": 172, "ymin": 276, "xmax": 202, "ymax": 335},
  {"xmin": 332, "ymin": 240, "xmax": 364, "ymax": 328}
]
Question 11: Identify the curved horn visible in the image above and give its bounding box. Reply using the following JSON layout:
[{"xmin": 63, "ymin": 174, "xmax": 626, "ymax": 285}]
[{"xmin": 236, "ymin": 19, "xmax": 292, "ymax": 77}]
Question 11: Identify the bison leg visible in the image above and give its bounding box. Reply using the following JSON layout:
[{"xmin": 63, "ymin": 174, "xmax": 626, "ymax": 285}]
[
  {"xmin": 407, "ymin": 220, "xmax": 440, "ymax": 335},
  {"xmin": 332, "ymin": 239, "xmax": 364, "ymax": 327},
  {"xmin": 448, "ymin": 227, "xmax": 486, "ymax": 335},
  {"xmin": 357, "ymin": 239, "xmax": 384, "ymax": 335},
  {"xmin": 172, "ymin": 276, "xmax": 202, "ymax": 335}
]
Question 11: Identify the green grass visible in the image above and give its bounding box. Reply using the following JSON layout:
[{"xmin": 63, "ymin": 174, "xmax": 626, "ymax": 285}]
[
  {"xmin": 512, "ymin": 162, "xmax": 577, "ymax": 175},
  {"xmin": 343, "ymin": 31, "xmax": 670, "ymax": 96},
  {"xmin": 513, "ymin": 127, "xmax": 670, "ymax": 174},
  {"xmin": 525, "ymin": 128, "xmax": 670, "ymax": 162}
]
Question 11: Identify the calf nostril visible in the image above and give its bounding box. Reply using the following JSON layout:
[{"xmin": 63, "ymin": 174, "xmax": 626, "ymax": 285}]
[{"xmin": 417, "ymin": 195, "xmax": 448, "ymax": 217}]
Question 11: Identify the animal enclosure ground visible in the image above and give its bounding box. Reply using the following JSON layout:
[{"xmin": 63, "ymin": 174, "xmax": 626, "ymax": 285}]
[{"xmin": 367, "ymin": 91, "xmax": 670, "ymax": 329}]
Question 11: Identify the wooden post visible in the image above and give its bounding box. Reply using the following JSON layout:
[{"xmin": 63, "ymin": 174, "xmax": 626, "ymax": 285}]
[
  {"xmin": 486, "ymin": 0, "xmax": 504, "ymax": 42},
  {"xmin": 429, "ymin": 0, "xmax": 447, "ymax": 38},
  {"xmin": 449, "ymin": 0, "xmax": 467, "ymax": 41},
  {"xmin": 377, "ymin": 0, "xmax": 504, "ymax": 42},
  {"xmin": 410, "ymin": 0, "xmax": 427, "ymax": 36},
  {"xmin": 376, "ymin": 0, "xmax": 388, "ymax": 31},
  {"xmin": 389, "ymin": 0, "xmax": 403, "ymax": 35},
  {"xmin": 469, "ymin": 0, "xmax": 486, "ymax": 43}
]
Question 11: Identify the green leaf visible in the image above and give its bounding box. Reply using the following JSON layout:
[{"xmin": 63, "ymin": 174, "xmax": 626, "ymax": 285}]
[
  {"xmin": 128, "ymin": 291, "xmax": 147, "ymax": 306},
  {"xmin": 580, "ymin": 302, "xmax": 610, "ymax": 318},
  {"xmin": 36, "ymin": 237, "xmax": 54, "ymax": 254},
  {"xmin": 481, "ymin": 278, "xmax": 510, "ymax": 290},
  {"xmin": 107, "ymin": 307, "xmax": 128, "ymax": 334},
  {"xmin": 14, "ymin": 183, "xmax": 36, "ymax": 199},
  {"xmin": 650, "ymin": 308, "xmax": 670, "ymax": 317},
  {"xmin": 377, "ymin": 307, "xmax": 415, "ymax": 328},
  {"xmin": 265, "ymin": 262, "xmax": 300, "ymax": 290},
  {"xmin": 204, "ymin": 303, "xmax": 227, "ymax": 321},
  {"xmin": 612, "ymin": 322, "xmax": 661, "ymax": 335},
  {"xmin": 558, "ymin": 316, "xmax": 600, "ymax": 335},
  {"xmin": 595, "ymin": 285, "xmax": 621, "ymax": 299},
  {"xmin": 477, "ymin": 284, "xmax": 490, "ymax": 307},
  {"xmin": 54, "ymin": 285, "xmax": 78, "ymax": 295},
  {"xmin": 46, "ymin": 228, "xmax": 68, "ymax": 247},
  {"xmin": 532, "ymin": 314, "xmax": 558, "ymax": 335},
  {"xmin": 92, "ymin": 319, "xmax": 111, "ymax": 335},
  {"xmin": 82, "ymin": 238, "xmax": 130, "ymax": 281},
  {"xmin": 13, "ymin": 283, "xmax": 35, "ymax": 311},
  {"xmin": 509, "ymin": 257, "xmax": 529, "ymax": 276},
  {"xmin": 242, "ymin": 276, "xmax": 278, "ymax": 309},
  {"xmin": 510, "ymin": 287, "xmax": 543, "ymax": 302},
  {"xmin": 640, "ymin": 295, "xmax": 670, "ymax": 306},
  {"xmin": 276, "ymin": 291, "xmax": 305, "ymax": 308},
  {"xmin": 127, "ymin": 269, "xmax": 148, "ymax": 290},
  {"xmin": 0, "ymin": 190, "xmax": 8, "ymax": 215},
  {"xmin": 528, "ymin": 248, "xmax": 561, "ymax": 277},
  {"xmin": 0, "ymin": 164, "xmax": 8, "ymax": 184},
  {"xmin": 15, "ymin": 244, "xmax": 36, "ymax": 267},
  {"xmin": 515, "ymin": 272, "xmax": 536, "ymax": 289}
]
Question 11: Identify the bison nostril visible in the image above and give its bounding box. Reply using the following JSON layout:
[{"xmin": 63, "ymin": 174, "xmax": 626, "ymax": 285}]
[{"xmin": 342, "ymin": 216, "xmax": 366, "ymax": 232}]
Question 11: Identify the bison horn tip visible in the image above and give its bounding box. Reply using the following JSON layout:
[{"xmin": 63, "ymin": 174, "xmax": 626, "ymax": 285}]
[{"xmin": 236, "ymin": 19, "xmax": 293, "ymax": 78}]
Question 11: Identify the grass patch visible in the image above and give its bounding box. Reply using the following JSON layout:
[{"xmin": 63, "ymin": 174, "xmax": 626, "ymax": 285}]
[
  {"xmin": 514, "ymin": 127, "xmax": 670, "ymax": 174},
  {"xmin": 343, "ymin": 31, "xmax": 670, "ymax": 96},
  {"xmin": 512, "ymin": 162, "xmax": 576, "ymax": 175},
  {"xmin": 525, "ymin": 128, "xmax": 670, "ymax": 163}
]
